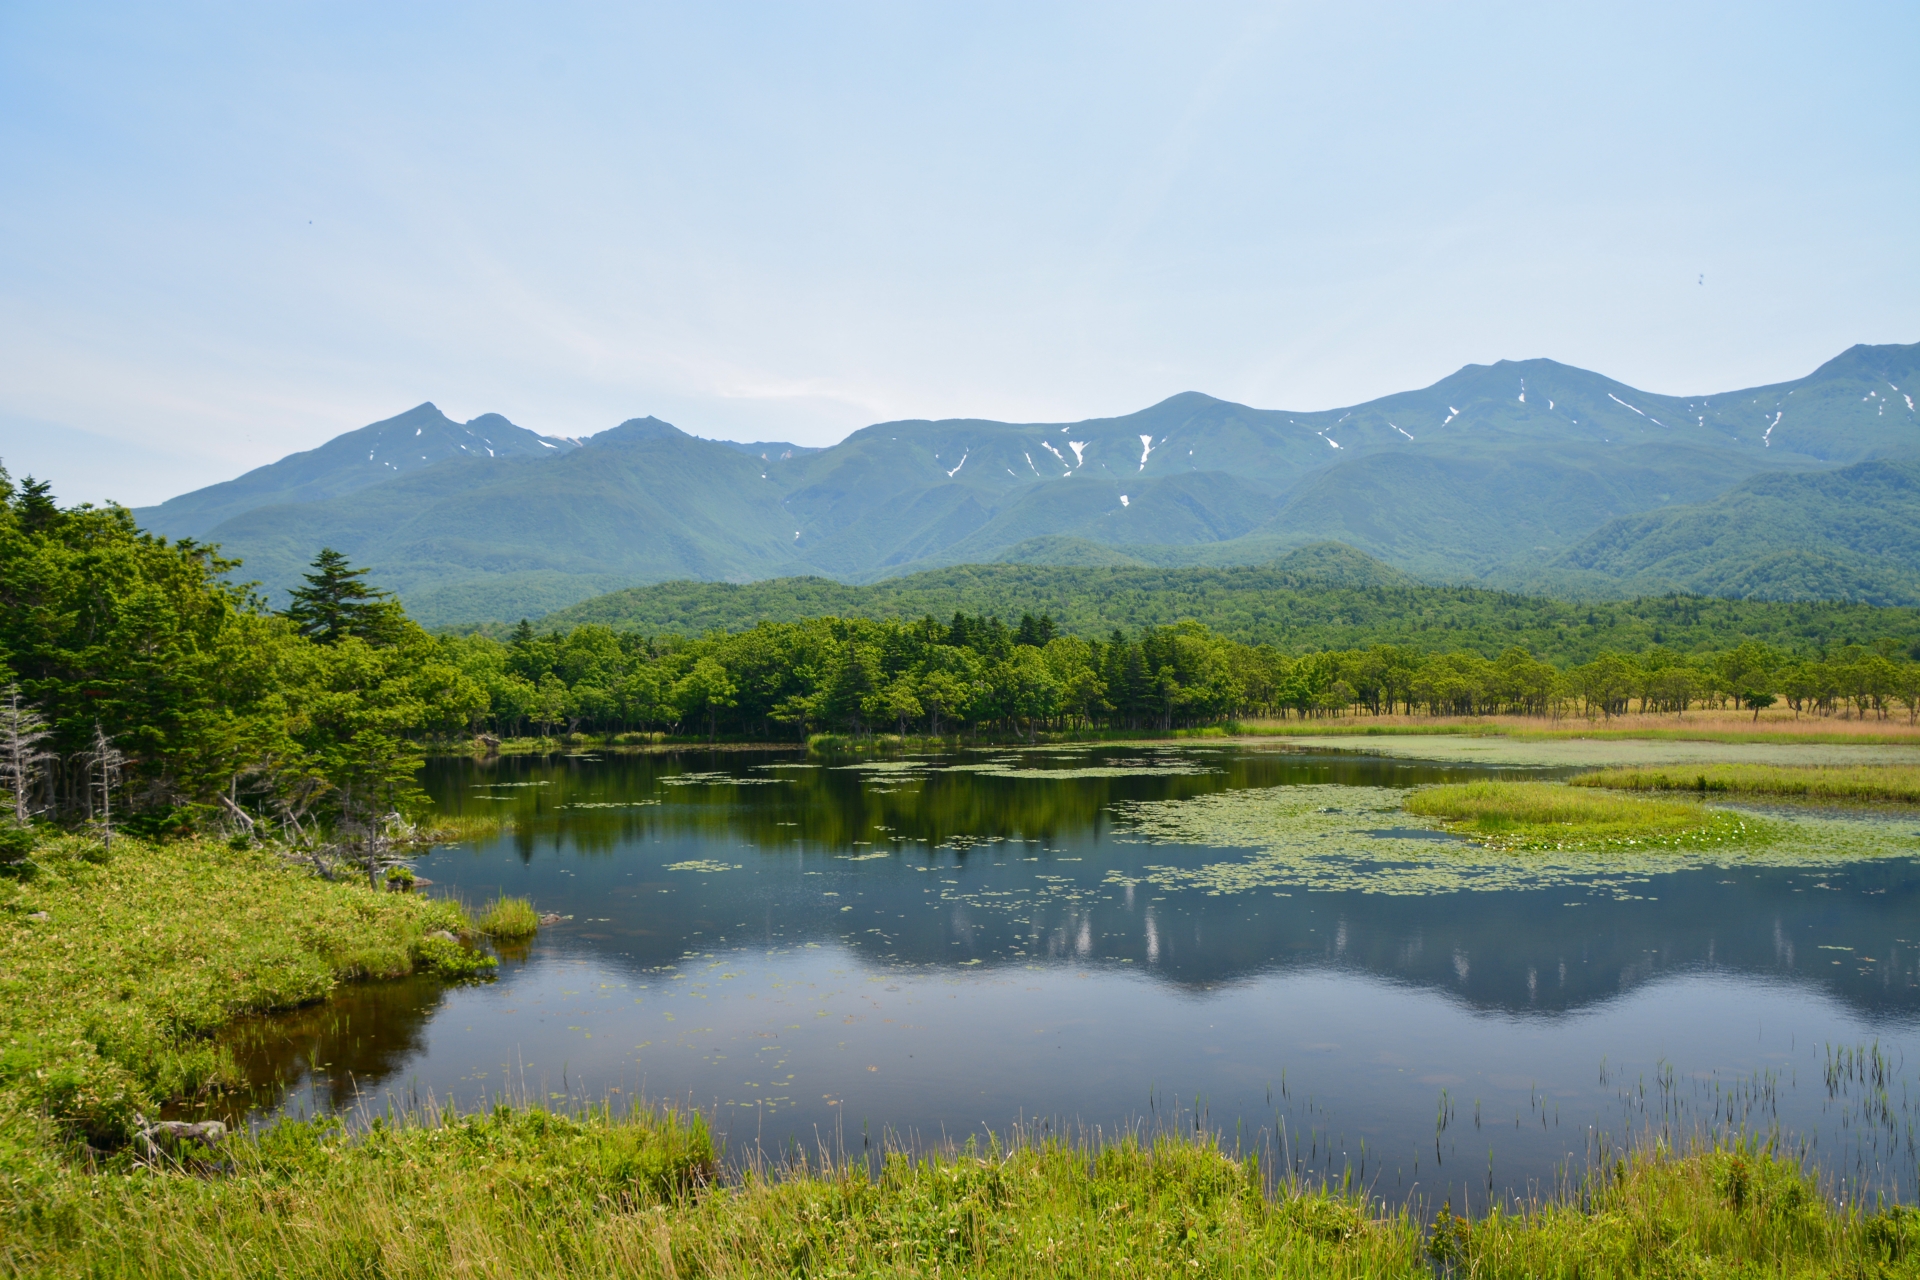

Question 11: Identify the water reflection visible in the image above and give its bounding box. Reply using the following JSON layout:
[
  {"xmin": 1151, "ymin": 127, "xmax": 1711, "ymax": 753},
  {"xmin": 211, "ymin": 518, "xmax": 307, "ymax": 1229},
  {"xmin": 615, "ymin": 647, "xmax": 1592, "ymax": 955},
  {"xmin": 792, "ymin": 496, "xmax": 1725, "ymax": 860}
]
[
  {"xmin": 212, "ymin": 744, "xmax": 1920, "ymax": 1206},
  {"xmin": 423, "ymin": 746, "xmax": 1920, "ymax": 1017}
]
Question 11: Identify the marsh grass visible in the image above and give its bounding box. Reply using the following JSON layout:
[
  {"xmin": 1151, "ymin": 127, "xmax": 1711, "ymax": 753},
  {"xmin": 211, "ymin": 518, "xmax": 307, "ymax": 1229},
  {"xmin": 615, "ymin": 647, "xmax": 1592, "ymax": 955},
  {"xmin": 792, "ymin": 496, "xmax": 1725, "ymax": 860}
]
[
  {"xmin": 405, "ymin": 812, "xmax": 509, "ymax": 846},
  {"xmin": 0, "ymin": 833, "xmax": 476, "ymax": 1150},
  {"xmin": 1573, "ymin": 762, "xmax": 1920, "ymax": 805},
  {"xmin": 1404, "ymin": 780, "xmax": 1776, "ymax": 851},
  {"xmin": 7, "ymin": 1098, "xmax": 1917, "ymax": 1279},
  {"xmin": 474, "ymin": 894, "xmax": 541, "ymax": 939}
]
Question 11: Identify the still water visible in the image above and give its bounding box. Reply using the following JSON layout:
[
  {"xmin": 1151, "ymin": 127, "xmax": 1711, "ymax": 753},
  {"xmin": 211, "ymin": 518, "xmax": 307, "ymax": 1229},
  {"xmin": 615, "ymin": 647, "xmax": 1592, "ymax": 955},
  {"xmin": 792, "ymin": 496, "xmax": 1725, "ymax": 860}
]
[{"xmin": 232, "ymin": 741, "xmax": 1920, "ymax": 1209}]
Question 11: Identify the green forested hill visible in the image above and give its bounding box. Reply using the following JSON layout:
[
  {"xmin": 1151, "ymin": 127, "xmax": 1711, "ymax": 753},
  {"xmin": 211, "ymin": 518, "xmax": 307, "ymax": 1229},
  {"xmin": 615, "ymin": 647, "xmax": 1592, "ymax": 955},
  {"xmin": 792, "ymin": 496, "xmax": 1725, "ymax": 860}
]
[
  {"xmin": 1496, "ymin": 458, "xmax": 1920, "ymax": 606},
  {"xmin": 106, "ymin": 342, "xmax": 1920, "ymax": 625},
  {"xmin": 510, "ymin": 543, "xmax": 1920, "ymax": 665}
]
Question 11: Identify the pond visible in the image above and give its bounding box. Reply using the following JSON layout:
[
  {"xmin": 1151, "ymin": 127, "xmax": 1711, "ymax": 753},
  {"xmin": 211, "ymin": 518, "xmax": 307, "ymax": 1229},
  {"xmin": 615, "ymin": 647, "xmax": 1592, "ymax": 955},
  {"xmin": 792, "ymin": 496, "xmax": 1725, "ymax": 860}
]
[{"xmin": 228, "ymin": 739, "xmax": 1920, "ymax": 1210}]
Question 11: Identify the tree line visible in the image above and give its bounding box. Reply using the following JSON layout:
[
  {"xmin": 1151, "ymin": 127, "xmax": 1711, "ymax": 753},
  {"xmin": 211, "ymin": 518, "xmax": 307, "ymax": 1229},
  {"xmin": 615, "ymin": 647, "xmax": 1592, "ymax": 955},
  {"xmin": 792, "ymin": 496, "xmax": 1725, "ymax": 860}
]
[
  {"xmin": 448, "ymin": 614, "xmax": 1920, "ymax": 741},
  {"xmin": 1, "ymin": 470, "xmax": 1916, "ymax": 848}
]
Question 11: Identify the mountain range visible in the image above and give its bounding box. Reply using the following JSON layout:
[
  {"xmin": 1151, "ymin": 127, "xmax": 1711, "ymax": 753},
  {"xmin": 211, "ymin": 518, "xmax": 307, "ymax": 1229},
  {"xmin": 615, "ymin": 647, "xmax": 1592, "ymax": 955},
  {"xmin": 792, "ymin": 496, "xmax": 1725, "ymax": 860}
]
[{"xmin": 124, "ymin": 342, "xmax": 1920, "ymax": 626}]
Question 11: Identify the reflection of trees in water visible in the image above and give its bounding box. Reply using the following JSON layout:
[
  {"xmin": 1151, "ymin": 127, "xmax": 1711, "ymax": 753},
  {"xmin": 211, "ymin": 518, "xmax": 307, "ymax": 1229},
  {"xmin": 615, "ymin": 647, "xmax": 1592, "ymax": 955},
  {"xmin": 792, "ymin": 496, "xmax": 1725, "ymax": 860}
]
[
  {"xmin": 189, "ymin": 975, "xmax": 447, "ymax": 1124},
  {"xmin": 423, "ymin": 747, "xmax": 1502, "ymax": 859},
  {"xmin": 417, "ymin": 748, "xmax": 1920, "ymax": 1022},
  {"xmin": 820, "ymin": 861, "xmax": 1920, "ymax": 1019}
]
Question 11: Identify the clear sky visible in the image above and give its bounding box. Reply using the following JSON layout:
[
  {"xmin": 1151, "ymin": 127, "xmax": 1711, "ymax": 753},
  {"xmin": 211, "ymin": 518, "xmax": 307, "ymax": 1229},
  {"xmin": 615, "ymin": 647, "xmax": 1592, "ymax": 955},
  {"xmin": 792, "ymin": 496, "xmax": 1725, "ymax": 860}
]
[{"xmin": 2, "ymin": 1, "xmax": 1915, "ymax": 506}]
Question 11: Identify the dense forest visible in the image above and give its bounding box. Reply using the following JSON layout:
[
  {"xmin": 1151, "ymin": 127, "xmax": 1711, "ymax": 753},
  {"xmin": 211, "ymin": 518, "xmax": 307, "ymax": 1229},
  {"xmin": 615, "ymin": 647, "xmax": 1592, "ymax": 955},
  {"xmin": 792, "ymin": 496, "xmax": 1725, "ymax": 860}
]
[
  {"xmin": 508, "ymin": 551, "xmax": 1920, "ymax": 665},
  {"xmin": 1, "ymin": 475, "xmax": 1917, "ymax": 843}
]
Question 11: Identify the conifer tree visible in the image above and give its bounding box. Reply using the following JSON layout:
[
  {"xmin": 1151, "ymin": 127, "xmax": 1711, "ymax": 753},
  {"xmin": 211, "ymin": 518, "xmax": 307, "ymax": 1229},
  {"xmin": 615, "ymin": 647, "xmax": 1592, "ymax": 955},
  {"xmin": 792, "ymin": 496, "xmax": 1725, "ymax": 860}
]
[{"xmin": 283, "ymin": 548, "xmax": 403, "ymax": 645}]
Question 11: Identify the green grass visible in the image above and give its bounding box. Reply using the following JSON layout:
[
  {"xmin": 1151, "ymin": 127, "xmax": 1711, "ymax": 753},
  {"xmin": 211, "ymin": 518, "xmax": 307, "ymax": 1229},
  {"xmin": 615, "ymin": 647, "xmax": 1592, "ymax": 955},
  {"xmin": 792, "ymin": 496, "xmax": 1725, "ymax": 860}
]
[
  {"xmin": 1404, "ymin": 780, "xmax": 1775, "ymax": 851},
  {"xmin": 8, "ymin": 1105, "xmax": 1919, "ymax": 1277},
  {"xmin": 1573, "ymin": 762, "xmax": 1920, "ymax": 804},
  {"xmin": 0, "ymin": 832, "xmax": 485, "ymax": 1150},
  {"xmin": 474, "ymin": 895, "xmax": 541, "ymax": 939}
]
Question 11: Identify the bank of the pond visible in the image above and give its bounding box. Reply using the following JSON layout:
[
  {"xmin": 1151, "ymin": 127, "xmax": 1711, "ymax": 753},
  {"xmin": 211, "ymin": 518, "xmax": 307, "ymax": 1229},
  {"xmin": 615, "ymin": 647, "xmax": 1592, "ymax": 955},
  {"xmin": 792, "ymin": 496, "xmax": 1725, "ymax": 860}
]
[
  {"xmin": 0, "ymin": 833, "xmax": 486, "ymax": 1165},
  {"xmin": 9, "ymin": 1106, "xmax": 1920, "ymax": 1278}
]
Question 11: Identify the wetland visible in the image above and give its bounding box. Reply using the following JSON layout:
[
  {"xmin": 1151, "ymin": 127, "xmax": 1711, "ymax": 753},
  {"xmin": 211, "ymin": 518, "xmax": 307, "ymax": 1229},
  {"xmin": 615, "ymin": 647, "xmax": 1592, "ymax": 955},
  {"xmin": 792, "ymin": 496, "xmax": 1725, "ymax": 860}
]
[{"xmin": 226, "ymin": 737, "xmax": 1920, "ymax": 1210}]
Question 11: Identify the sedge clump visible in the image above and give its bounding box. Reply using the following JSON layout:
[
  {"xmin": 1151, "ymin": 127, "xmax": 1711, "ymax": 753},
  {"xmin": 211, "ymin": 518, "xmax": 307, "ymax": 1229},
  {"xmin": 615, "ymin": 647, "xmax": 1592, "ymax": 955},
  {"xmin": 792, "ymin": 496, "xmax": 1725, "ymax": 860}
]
[
  {"xmin": 1405, "ymin": 780, "xmax": 1773, "ymax": 851},
  {"xmin": 475, "ymin": 895, "xmax": 541, "ymax": 939}
]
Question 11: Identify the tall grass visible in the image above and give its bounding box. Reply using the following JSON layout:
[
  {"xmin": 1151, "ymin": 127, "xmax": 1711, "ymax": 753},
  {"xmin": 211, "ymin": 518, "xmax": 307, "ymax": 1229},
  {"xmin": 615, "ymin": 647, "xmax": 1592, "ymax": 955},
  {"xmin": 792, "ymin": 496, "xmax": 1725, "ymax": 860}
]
[
  {"xmin": 474, "ymin": 895, "xmax": 541, "ymax": 939},
  {"xmin": 6, "ymin": 1102, "xmax": 1915, "ymax": 1278},
  {"xmin": 1573, "ymin": 763, "xmax": 1920, "ymax": 805}
]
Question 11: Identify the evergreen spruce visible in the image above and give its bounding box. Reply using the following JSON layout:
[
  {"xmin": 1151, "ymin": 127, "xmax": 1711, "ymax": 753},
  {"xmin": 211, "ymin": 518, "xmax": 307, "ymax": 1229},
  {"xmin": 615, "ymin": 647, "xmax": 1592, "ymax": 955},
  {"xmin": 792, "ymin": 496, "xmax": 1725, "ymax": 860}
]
[{"xmin": 283, "ymin": 548, "xmax": 403, "ymax": 644}]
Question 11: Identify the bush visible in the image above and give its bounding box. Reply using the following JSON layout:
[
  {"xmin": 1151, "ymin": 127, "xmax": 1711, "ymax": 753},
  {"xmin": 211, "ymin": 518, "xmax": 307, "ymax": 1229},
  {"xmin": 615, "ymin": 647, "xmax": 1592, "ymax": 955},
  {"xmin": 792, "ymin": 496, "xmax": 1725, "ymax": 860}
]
[{"xmin": 0, "ymin": 822, "xmax": 35, "ymax": 875}]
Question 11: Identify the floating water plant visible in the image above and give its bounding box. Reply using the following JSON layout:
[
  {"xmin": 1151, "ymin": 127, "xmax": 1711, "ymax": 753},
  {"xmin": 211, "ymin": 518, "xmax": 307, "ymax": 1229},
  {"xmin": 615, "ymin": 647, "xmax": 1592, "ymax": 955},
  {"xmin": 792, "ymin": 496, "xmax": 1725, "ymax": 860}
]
[{"xmin": 1109, "ymin": 783, "xmax": 1915, "ymax": 898}]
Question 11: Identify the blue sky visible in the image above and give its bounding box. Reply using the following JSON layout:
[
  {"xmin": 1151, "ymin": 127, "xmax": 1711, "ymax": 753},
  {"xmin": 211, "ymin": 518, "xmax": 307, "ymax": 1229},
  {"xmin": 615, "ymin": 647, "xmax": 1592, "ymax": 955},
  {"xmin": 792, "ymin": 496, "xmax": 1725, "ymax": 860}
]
[{"xmin": 2, "ymin": 1, "xmax": 1915, "ymax": 506}]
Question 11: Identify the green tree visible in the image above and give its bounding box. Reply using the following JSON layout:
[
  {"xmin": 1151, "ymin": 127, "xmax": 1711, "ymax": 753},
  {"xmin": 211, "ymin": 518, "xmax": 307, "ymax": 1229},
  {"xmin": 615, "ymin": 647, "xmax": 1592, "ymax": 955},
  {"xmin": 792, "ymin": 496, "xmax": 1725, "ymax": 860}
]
[{"xmin": 283, "ymin": 549, "xmax": 405, "ymax": 646}]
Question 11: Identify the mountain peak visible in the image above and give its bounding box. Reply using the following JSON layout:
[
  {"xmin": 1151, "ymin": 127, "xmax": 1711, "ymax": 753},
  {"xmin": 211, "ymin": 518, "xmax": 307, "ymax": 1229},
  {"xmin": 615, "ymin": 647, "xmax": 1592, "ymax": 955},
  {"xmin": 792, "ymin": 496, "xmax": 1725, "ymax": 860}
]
[{"xmin": 590, "ymin": 416, "xmax": 689, "ymax": 445}]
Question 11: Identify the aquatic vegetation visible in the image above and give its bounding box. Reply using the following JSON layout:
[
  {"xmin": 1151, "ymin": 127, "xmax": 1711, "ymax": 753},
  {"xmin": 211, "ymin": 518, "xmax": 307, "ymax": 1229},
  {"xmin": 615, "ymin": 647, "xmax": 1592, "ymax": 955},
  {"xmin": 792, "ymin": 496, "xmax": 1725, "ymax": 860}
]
[
  {"xmin": 474, "ymin": 895, "xmax": 541, "ymax": 939},
  {"xmin": 941, "ymin": 756, "xmax": 1221, "ymax": 779},
  {"xmin": 1110, "ymin": 784, "xmax": 1915, "ymax": 897},
  {"xmin": 1574, "ymin": 762, "xmax": 1920, "ymax": 804},
  {"xmin": 1404, "ymin": 780, "xmax": 1772, "ymax": 851},
  {"xmin": 659, "ymin": 771, "xmax": 786, "ymax": 785},
  {"xmin": 405, "ymin": 812, "xmax": 508, "ymax": 845}
]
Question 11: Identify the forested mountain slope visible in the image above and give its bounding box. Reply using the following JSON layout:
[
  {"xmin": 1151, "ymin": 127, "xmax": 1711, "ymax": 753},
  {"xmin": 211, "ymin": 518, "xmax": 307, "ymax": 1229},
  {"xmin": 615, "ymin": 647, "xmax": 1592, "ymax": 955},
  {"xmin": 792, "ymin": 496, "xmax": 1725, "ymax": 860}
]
[
  {"xmin": 125, "ymin": 342, "xmax": 1920, "ymax": 623},
  {"xmin": 1497, "ymin": 458, "xmax": 1920, "ymax": 606},
  {"xmin": 513, "ymin": 543, "xmax": 1920, "ymax": 665},
  {"xmin": 134, "ymin": 403, "xmax": 580, "ymax": 541}
]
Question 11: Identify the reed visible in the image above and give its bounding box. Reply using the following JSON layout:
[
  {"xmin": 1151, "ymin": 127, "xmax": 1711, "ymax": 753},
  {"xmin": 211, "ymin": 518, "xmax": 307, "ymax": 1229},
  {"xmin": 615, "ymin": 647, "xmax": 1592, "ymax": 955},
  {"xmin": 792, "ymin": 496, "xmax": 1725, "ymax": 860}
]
[{"xmin": 1573, "ymin": 762, "xmax": 1920, "ymax": 805}]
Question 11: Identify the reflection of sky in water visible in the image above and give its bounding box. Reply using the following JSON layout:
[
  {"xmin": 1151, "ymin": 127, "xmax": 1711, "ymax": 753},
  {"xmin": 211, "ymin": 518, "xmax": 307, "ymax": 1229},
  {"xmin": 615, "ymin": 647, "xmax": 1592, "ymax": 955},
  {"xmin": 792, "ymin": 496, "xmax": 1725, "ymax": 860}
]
[{"xmin": 230, "ymin": 744, "xmax": 1920, "ymax": 1209}]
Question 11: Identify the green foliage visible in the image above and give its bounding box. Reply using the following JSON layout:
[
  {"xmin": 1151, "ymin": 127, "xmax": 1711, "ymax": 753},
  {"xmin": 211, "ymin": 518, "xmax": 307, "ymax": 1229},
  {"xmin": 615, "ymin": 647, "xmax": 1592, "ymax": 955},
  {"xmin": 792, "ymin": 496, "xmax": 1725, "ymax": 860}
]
[
  {"xmin": 0, "ymin": 480, "xmax": 488, "ymax": 838},
  {"xmin": 1521, "ymin": 458, "xmax": 1920, "ymax": 606},
  {"xmin": 425, "ymin": 607, "xmax": 1920, "ymax": 742},
  {"xmin": 474, "ymin": 895, "xmax": 540, "ymax": 940},
  {"xmin": 410, "ymin": 932, "xmax": 499, "ymax": 980},
  {"xmin": 281, "ymin": 546, "xmax": 407, "ymax": 645},
  {"xmin": 526, "ymin": 553, "xmax": 1920, "ymax": 665}
]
